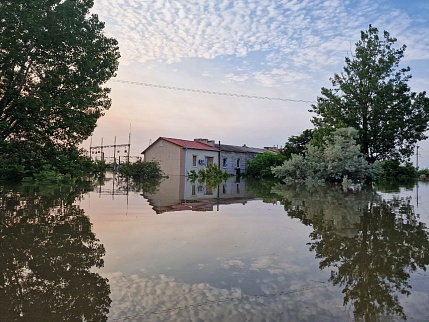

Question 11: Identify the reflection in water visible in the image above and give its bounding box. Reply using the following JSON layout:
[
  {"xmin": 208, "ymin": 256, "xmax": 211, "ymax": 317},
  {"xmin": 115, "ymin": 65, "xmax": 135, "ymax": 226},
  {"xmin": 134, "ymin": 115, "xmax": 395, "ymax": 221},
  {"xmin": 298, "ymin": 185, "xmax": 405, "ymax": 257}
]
[
  {"xmin": 142, "ymin": 176, "xmax": 255, "ymax": 214},
  {"xmin": 273, "ymin": 184, "xmax": 429, "ymax": 321},
  {"xmin": 0, "ymin": 183, "xmax": 111, "ymax": 321}
]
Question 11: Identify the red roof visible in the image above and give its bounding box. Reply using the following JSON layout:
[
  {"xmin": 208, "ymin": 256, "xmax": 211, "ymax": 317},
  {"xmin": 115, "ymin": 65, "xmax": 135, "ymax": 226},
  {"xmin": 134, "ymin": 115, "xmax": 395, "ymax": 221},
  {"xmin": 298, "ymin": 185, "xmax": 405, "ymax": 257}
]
[{"xmin": 142, "ymin": 137, "xmax": 219, "ymax": 154}]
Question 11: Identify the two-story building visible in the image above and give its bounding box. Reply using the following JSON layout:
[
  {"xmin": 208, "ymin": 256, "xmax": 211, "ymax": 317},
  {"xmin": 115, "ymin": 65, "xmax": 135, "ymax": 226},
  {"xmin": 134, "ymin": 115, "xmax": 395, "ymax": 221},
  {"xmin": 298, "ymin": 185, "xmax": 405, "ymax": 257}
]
[
  {"xmin": 142, "ymin": 137, "xmax": 269, "ymax": 176},
  {"xmin": 194, "ymin": 139, "xmax": 266, "ymax": 176},
  {"xmin": 142, "ymin": 137, "xmax": 219, "ymax": 176}
]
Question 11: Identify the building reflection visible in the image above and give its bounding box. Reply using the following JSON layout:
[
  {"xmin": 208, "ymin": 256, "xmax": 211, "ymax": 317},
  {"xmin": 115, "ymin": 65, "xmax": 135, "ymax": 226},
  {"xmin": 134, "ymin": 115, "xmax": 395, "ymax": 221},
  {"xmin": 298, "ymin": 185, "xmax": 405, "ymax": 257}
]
[{"xmin": 142, "ymin": 176, "xmax": 256, "ymax": 214}]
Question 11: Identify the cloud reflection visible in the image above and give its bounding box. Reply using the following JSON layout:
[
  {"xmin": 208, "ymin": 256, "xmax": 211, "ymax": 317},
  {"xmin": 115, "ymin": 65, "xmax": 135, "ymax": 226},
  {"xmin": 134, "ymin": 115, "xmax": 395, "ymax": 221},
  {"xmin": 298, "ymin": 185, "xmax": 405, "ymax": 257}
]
[{"xmin": 105, "ymin": 272, "xmax": 352, "ymax": 322}]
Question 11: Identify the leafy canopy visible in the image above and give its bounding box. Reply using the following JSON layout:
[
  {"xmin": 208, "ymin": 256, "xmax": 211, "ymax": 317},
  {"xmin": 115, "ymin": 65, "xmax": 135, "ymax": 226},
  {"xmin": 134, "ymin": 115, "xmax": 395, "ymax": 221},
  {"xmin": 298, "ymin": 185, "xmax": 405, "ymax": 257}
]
[
  {"xmin": 0, "ymin": 0, "xmax": 120, "ymax": 178},
  {"xmin": 310, "ymin": 25, "xmax": 429, "ymax": 163},
  {"xmin": 281, "ymin": 129, "xmax": 313, "ymax": 160},
  {"xmin": 246, "ymin": 152, "xmax": 286, "ymax": 178}
]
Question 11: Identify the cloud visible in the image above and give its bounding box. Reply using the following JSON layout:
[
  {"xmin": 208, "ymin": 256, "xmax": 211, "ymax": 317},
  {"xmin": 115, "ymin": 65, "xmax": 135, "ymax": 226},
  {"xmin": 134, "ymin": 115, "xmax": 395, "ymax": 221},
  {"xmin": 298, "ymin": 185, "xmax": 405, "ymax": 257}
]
[
  {"xmin": 86, "ymin": 0, "xmax": 429, "ymax": 159},
  {"xmin": 92, "ymin": 0, "xmax": 428, "ymax": 90}
]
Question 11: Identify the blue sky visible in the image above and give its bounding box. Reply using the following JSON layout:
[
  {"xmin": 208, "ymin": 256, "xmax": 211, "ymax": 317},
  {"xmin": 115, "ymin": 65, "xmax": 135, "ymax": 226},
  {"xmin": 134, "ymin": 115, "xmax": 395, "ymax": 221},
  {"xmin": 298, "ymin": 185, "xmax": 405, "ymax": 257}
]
[{"xmin": 87, "ymin": 0, "xmax": 429, "ymax": 167}]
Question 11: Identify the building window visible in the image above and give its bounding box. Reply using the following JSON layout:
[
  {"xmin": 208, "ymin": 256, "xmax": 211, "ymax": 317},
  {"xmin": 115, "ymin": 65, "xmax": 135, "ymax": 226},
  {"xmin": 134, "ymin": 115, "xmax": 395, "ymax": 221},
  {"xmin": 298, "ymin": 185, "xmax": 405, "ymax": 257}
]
[
  {"xmin": 192, "ymin": 185, "xmax": 196, "ymax": 196},
  {"xmin": 193, "ymin": 155, "xmax": 197, "ymax": 167},
  {"xmin": 236, "ymin": 158, "xmax": 240, "ymax": 168},
  {"xmin": 222, "ymin": 158, "xmax": 227, "ymax": 168},
  {"xmin": 206, "ymin": 156, "xmax": 214, "ymax": 166}
]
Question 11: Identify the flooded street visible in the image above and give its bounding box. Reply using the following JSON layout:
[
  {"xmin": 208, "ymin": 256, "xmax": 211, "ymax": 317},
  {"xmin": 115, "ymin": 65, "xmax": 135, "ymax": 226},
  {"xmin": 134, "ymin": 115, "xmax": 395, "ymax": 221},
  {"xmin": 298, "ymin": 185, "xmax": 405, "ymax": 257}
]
[{"xmin": 1, "ymin": 175, "xmax": 429, "ymax": 321}]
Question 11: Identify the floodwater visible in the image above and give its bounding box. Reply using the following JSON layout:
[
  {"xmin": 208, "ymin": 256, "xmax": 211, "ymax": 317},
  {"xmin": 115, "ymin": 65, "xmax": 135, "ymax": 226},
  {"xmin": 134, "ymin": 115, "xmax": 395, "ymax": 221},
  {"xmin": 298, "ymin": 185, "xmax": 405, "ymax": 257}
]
[{"xmin": 1, "ymin": 175, "xmax": 429, "ymax": 322}]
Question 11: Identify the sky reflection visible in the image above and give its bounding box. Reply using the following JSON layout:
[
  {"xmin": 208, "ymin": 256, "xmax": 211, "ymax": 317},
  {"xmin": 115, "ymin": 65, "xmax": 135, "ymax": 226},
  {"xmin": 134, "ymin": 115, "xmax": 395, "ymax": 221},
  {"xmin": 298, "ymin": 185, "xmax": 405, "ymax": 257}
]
[{"xmin": 77, "ymin": 177, "xmax": 429, "ymax": 321}]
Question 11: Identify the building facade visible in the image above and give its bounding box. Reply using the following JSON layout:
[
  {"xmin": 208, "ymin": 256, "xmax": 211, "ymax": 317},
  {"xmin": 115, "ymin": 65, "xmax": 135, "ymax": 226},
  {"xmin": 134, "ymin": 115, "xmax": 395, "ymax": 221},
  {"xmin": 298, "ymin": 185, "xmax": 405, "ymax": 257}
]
[
  {"xmin": 142, "ymin": 137, "xmax": 219, "ymax": 176},
  {"xmin": 194, "ymin": 139, "xmax": 266, "ymax": 176}
]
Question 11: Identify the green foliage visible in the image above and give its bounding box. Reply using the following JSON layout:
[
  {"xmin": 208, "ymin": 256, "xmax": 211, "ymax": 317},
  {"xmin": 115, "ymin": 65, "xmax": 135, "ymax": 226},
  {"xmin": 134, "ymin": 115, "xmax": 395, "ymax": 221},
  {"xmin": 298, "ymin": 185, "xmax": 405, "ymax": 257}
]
[
  {"xmin": 0, "ymin": 141, "xmax": 107, "ymax": 181},
  {"xmin": 91, "ymin": 160, "xmax": 109, "ymax": 174},
  {"xmin": 246, "ymin": 152, "xmax": 286, "ymax": 178},
  {"xmin": 377, "ymin": 160, "xmax": 417, "ymax": 181},
  {"xmin": 310, "ymin": 25, "xmax": 429, "ymax": 163},
  {"xmin": 32, "ymin": 165, "xmax": 73, "ymax": 184},
  {"xmin": 417, "ymin": 168, "xmax": 429, "ymax": 181},
  {"xmin": 187, "ymin": 164, "xmax": 232, "ymax": 188},
  {"xmin": 272, "ymin": 127, "xmax": 376, "ymax": 185},
  {"xmin": 281, "ymin": 129, "xmax": 313, "ymax": 159},
  {"xmin": 0, "ymin": 0, "xmax": 120, "ymax": 177},
  {"xmin": 118, "ymin": 159, "xmax": 164, "ymax": 180}
]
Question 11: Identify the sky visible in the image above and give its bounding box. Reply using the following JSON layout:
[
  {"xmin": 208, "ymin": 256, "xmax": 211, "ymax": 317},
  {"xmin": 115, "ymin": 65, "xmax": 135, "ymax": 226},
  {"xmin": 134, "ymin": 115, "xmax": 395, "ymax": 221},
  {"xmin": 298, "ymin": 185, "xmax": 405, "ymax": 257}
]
[{"xmin": 86, "ymin": 0, "xmax": 429, "ymax": 167}]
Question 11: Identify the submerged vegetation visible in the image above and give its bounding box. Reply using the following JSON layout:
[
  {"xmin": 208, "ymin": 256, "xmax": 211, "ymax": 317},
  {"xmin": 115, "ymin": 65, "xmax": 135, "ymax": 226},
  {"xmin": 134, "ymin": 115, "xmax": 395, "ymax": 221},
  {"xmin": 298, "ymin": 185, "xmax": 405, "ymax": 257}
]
[
  {"xmin": 187, "ymin": 164, "xmax": 232, "ymax": 188},
  {"xmin": 272, "ymin": 128, "xmax": 376, "ymax": 186},
  {"xmin": 246, "ymin": 152, "xmax": 286, "ymax": 178},
  {"xmin": 118, "ymin": 159, "xmax": 164, "ymax": 180}
]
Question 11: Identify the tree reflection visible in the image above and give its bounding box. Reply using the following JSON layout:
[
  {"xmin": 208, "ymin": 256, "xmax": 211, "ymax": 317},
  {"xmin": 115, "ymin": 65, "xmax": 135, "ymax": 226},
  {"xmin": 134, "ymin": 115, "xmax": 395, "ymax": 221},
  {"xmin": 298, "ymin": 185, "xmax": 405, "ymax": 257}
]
[
  {"xmin": 272, "ymin": 184, "xmax": 429, "ymax": 321},
  {"xmin": 0, "ymin": 183, "xmax": 111, "ymax": 321}
]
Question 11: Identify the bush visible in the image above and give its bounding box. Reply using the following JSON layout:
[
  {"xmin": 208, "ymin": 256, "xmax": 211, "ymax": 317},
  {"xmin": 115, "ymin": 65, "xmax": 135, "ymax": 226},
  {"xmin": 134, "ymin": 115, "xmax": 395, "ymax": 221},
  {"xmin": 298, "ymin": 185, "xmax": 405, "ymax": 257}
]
[
  {"xmin": 272, "ymin": 127, "xmax": 375, "ymax": 185},
  {"xmin": 377, "ymin": 160, "xmax": 417, "ymax": 181},
  {"xmin": 187, "ymin": 164, "xmax": 231, "ymax": 188},
  {"xmin": 118, "ymin": 159, "xmax": 164, "ymax": 180},
  {"xmin": 246, "ymin": 152, "xmax": 286, "ymax": 178},
  {"xmin": 418, "ymin": 168, "xmax": 429, "ymax": 180},
  {"xmin": 0, "ymin": 141, "xmax": 105, "ymax": 181}
]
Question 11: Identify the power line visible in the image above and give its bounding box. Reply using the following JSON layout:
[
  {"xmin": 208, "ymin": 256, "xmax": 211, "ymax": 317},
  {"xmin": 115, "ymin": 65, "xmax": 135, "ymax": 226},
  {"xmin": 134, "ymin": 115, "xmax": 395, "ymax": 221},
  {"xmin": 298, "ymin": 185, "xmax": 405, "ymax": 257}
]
[{"xmin": 111, "ymin": 79, "xmax": 316, "ymax": 103}]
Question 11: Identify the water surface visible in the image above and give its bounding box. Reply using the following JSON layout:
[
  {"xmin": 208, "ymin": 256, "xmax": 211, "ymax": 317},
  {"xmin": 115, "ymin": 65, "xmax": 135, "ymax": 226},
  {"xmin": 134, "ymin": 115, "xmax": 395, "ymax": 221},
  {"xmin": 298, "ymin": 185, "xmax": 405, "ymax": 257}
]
[{"xmin": 1, "ymin": 176, "xmax": 429, "ymax": 321}]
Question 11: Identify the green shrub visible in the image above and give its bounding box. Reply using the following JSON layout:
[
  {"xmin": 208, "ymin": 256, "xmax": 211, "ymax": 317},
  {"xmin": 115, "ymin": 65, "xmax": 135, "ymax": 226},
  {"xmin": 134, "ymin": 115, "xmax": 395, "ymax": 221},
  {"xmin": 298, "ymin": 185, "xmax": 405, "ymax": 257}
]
[
  {"xmin": 118, "ymin": 159, "xmax": 164, "ymax": 179},
  {"xmin": 377, "ymin": 160, "xmax": 417, "ymax": 181},
  {"xmin": 187, "ymin": 164, "xmax": 231, "ymax": 188},
  {"xmin": 246, "ymin": 152, "xmax": 286, "ymax": 178},
  {"xmin": 272, "ymin": 127, "xmax": 375, "ymax": 185}
]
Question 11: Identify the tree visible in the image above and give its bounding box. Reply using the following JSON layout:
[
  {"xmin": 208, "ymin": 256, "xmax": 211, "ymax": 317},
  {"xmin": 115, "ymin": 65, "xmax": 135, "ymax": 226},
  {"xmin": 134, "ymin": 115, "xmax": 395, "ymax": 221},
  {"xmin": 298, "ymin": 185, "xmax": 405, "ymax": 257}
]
[
  {"xmin": 273, "ymin": 185, "xmax": 429, "ymax": 321},
  {"xmin": 246, "ymin": 152, "xmax": 286, "ymax": 178},
  {"xmin": 281, "ymin": 129, "xmax": 313, "ymax": 159},
  {"xmin": 272, "ymin": 127, "xmax": 375, "ymax": 185},
  {"xmin": 0, "ymin": 0, "xmax": 120, "ymax": 178},
  {"xmin": 310, "ymin": 25, "xmax": 429, "ymax": 163}
]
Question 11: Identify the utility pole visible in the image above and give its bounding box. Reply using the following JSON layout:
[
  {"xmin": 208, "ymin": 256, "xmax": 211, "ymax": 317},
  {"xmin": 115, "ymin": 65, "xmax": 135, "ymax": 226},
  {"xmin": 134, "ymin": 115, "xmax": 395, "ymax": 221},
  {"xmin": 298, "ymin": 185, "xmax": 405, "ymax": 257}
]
[
  {"xmin": 101, "ymin": 137, "xmax": 104, "ymax": 162},
  {"xmin": 113, "ymin": 136, "xmax": 117, "ymax": 170},
  {"xmin": 89, "ymin": 136, "xmax": 93, "ymax": 160},
  {"xmin": 127, "ymin": 124, "xmax": 131, "ymax": 164},
  {"xmin": 416, "ymin": 145, "xmax": 419, "ymax": 170}
]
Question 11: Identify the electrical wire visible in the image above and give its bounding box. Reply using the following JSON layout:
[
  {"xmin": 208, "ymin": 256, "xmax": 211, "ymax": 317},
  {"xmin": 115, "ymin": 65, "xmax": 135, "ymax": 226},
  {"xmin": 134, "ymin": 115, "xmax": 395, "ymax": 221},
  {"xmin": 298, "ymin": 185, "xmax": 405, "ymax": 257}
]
[{"xmin": 111, "ymin": 79, "xmax": 316, "ymax": 103}]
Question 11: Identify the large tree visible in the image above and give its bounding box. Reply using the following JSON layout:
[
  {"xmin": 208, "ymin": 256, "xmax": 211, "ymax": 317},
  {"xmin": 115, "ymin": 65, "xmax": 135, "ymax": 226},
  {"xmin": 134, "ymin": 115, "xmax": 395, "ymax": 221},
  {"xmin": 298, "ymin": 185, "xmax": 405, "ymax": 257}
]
[
  {"xmin": 281, "ymin": 129, "xmax": 313, "ymax": 159},
  {"xmin": 0, "ymin": 0, "xmax": 120, "ymax": 177},
  {"xmin": 310, "ymin": 25, "xmax": 429, "ymax": 163}
]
